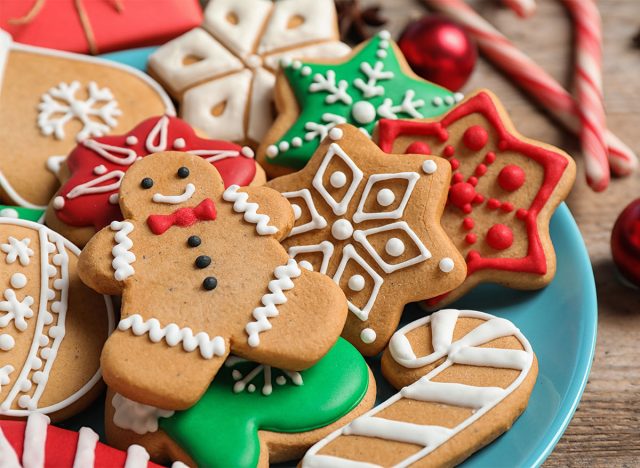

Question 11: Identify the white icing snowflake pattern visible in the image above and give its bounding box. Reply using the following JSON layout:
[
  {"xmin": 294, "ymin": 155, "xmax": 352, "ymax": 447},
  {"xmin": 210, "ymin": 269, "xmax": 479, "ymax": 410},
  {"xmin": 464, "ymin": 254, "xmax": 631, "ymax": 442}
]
[
  {"xmin": 38, "ymin": 81, "xmax": 122, "ymax": 141},
  {"xmin": 1, "ymin": 237, "xmax": 34, "ymax": 266},
  {"xmin": 0, "ymin": 365, "xmax": 14, "ymax": 391},
  {"xmin": 226, "ymin": 356, "xmax": 303, "ymax": 396},
  {"xmin": 0, "ymin": 289, "xmax": 34, "ymax": 331}
]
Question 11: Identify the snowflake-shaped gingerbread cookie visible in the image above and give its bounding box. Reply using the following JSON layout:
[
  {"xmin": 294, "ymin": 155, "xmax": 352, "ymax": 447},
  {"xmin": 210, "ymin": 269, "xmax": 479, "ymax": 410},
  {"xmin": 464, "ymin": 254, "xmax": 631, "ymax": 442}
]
[
  {"xmin": 376, "ymin": 90, "xmax": 576, "ymax": 306},
  {"xmin": 257, "ymin": 30, "xmax": 464, "ymax": 178},
  {"xmin": 148, "ymin": 0, "xmax": 350, "ymax": 145},
  {"xmin": 267, "ymin": 124, "xmax": 466, "ymax": 355},
  {"xmin": 78, "ymin": 151, "xmax": 348, "ymax": 410}
]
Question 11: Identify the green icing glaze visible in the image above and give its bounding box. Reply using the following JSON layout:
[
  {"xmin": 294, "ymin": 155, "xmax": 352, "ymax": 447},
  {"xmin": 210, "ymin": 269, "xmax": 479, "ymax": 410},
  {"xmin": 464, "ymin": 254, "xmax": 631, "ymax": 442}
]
[
  {"xmin": 0, "ymin": 205, "xmax": 45, "ymax": 222},
  {"xmin": 159, "ymin": 338, "xmax": 368, "ymax": 467},
  {"xmin": 267, "ymin": 31, "xmax": 461, "ymax": 169}
]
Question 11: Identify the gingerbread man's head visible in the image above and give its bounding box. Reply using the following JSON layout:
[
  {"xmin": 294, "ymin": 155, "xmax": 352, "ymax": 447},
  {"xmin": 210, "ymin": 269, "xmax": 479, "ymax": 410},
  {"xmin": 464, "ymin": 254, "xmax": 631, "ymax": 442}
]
[{"xmin": 79, "ymin": 152, "xmax": 348, "ymax": 409}]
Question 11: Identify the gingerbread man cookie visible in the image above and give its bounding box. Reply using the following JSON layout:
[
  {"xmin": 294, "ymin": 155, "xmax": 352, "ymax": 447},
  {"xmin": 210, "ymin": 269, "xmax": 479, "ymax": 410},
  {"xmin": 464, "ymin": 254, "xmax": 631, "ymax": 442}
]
[
  {"xmin": 302, "ymin": 309, "xmax": 538, "ymax": 467},
  {"xmin": 46, "ymin": 115, "xmax": 265, "ymax": 247},
  {"xmin": 257, "ymin": 30, "xmax": 464, "ymax": 178},
  {"xmin": 0, "ymin": 218, "xmax": 114, "ymax": 422},
  {"xmin": 105, "ymin": 338, "xmax": 376, "ymax": 467},
  {"xmin": 78, "ymin": 151, "xmax": 348, "ymax": 410},
  {"xmin": 267, "ymin": 124, "xmax": 466, "ymax": 356},
  {"xmin": 148, "ymin": 0, "xmax": 350, "ymax": 146},
  {"xmin": 0, "ymin": 30, "xmax": 174, "ymax": 210},
  {"xmin": 376, "ymin": 90, "xmax": 576, "ymax": 306}
]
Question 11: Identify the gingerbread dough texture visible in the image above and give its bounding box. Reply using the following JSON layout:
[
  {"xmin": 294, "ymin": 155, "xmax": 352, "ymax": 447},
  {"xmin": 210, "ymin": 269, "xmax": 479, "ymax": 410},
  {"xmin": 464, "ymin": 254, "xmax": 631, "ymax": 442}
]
[{"xmin": 78, "ymin": 152, "xmax": 348, "ymax": 410}]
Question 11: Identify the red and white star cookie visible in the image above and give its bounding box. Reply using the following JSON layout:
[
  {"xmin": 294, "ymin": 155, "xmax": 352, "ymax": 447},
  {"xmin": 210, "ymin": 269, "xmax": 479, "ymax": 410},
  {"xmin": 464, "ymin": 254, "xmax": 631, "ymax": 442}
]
[{"xmin": 376, "ymin": 90, "xmax": 576, "ymax": 306}]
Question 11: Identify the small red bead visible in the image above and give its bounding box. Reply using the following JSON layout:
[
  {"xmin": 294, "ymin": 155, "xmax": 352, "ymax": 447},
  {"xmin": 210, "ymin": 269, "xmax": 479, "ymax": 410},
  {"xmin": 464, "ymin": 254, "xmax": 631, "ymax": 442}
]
[
  {"xmin": 486, "ymin": 224, "xmax": 514, "ymax": 250},
  {"xmin": 406, "ymin": 141, "xmax": 431, "ymax": 155},
  {"xmin": 443, "ymin": 145, "xmax": 455, "ymax": 157},
  {"xmin": 450, "ymin": 158, "xmax": 460, "ymax": 170},
  {"xmin": 501, "ymin": 202, "xmax": 514, "ymax": 212},
  {"xmin": 462, "ymin": 217, "xmax": 474, "ymax": 230},
  {"xmin": 516, "ymin": 208, "xmax": 528, "ymax": 220},
  {"xmin": 484, "ymin": 152, "xmax": 496, "ymax": 164},
  {"xmin": 463, "ymin": 125, "xmax": 489, "ymax": 151},
  {"xmin": 467, "ymin": 176, "xmax": 478, "ymax": 186},
  {"xmin": 473, "ymin": 194, "xmax": 484, "ymax": 204},
  {"xmin": 475, "ymin": 164, "xmax": 487, "ymax": 176},
  {"xmin": 487, "ymin": 198, "xmax": 501, "ymax": 209},
  {"xmin": 498, "ymin": 164, "xmax": 526, "ymax": 192},
  {"xmin": 452, "ymin": 173, "xmax": 464, "ymax": 183},
  {"xmin": 465, "ymin": 233, "xmax": 477, "ymax": 244},
  {"xmin": 449, "ymin": 182, "xmax": 476, "ymax": 210}
]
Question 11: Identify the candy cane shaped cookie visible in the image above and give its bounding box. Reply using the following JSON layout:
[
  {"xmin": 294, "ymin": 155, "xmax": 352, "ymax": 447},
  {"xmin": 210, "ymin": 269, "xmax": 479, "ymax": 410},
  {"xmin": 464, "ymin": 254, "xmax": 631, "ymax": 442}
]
[{"xmin": 302, "ymin": 309, "xmax": 537, "ymax": 467}]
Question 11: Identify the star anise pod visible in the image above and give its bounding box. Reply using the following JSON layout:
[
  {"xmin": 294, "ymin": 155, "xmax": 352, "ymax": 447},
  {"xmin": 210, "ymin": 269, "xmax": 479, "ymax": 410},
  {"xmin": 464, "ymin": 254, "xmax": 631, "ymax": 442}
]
[{"xmin": 336, "ymin": 0, "xmax": 387, "ymax": 43}]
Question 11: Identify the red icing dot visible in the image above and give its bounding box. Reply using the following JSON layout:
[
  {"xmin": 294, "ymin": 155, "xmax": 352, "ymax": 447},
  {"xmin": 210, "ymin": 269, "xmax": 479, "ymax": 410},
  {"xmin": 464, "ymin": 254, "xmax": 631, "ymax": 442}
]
[
  {"xmin": 449, "ymin": 183, "xmax": 476, "ymax": 211},
  {"xmin": 473, "ymin": 194, "xmax": 484, "ymax": 204},
  {"xmin": 498, "ymin": 140, "xmax": 509, "ymax": 151},
  {"xmin": 475, "ymin": 164, "xmax": 487, "ymax": 176},
  {"xmin": 498, "ymin": 164, "xmax": 526, "ymax": 191},
  {"xmin": 467, "ymin": 176, "xmax": 478, "ymax": 186},
  {"xmin": 463, "ymin": 125, "xmax": 488, "ymax": 151},
  {"xmin": 406, "ymin": 141, "xmax": 431, "ymax": 155},
  {"xmin": 438, "ymin": 128, "xmax": 449, "ymax": 142},
  {"xmin": 486, "ymin": 224, "xmax": 514, "ymax": 250},
  {"xmin": 462, "ymin": 217, "xmax": 474, "ymax": 230},
  {"xmin": 487, "ymin": 198, "xmax": 501, "ymax": 209},
  {"xmin": 450, "ymin": 158, "xmax": 460, "ymax": 170},
  {"xmin": 501, "ymin": 202, "xmax": 514, "ymax": 212},
  {"xmin": 516, "ymin": 208, "xmax": 528, "ymax": 220},
  {"xmin": 484, "ymin": 152, "xmax": 496, "ymax": 164},
  {"xmin": 443, "ymin": 145, "xmax": 455, "ymax": 157},
  {"xmin": 467, "ymin": 250, "xmax": 481, "ymax": 262},
  {"xmin": 452, "ymin": 173, "xmax": 464, "ymax": 183},
  {"xmin": 465, "ymin": 233, "xmax": 477, "ymax": 244}
]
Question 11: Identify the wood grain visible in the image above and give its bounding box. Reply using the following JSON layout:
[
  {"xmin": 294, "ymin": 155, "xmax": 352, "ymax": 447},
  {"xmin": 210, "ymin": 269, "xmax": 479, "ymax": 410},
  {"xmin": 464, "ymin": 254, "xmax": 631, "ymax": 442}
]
[{"xmin": 369, "ymin": 0, "xmax": 640, "ymax": 464}]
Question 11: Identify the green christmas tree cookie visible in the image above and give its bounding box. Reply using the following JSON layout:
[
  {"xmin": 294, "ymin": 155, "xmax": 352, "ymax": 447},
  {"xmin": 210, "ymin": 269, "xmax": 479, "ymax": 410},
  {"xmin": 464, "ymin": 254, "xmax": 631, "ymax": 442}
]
[
  {"xmin": 257, "ymin": 30, "xmax": 463, "ymax": 176},
  {"xmin": 0, "ymin": 205, "xmax": 45, "ymax": 222}
]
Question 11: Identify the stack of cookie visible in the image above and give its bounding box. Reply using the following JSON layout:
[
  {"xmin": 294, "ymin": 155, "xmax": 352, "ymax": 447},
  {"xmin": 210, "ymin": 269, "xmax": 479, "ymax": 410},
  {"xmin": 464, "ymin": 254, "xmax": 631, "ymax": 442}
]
[{"xmin": 0, "ymin": 0, "xmax": 576, "ymax": 466}]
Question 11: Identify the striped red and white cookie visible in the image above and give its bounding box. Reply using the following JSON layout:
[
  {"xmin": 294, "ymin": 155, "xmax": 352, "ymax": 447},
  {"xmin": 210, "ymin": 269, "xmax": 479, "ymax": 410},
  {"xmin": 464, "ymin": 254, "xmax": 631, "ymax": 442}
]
[
  {"xmin": 0, "ymin": 413, "xmax": 165, "ymax": 467},
  {"xmin": 0, "ymin": 219, "xmax": 114, "ymax": 421},
  {"xmin": 301, "ymin": 309, "xmax": 537, "ymax": 467}
]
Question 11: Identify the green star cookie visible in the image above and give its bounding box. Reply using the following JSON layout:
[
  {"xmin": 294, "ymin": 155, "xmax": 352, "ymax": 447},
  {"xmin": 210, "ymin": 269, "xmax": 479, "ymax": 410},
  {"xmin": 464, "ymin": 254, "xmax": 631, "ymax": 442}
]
[{"xmin": 257, "ymin": 30, "xmax": 463, "ymax": 177}]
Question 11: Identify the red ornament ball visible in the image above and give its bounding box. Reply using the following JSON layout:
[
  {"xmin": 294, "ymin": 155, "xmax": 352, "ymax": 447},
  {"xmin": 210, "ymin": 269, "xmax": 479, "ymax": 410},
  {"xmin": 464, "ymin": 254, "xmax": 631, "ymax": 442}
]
[
  {"xmin": 486, "ymin": 224, "xmax": 514, "ymax": 250},
  {"xmin": 611, "ymin": 198, "xmax": 640, "ymax": 288},
  {"xmin": 498, "ymin": 164, "xmax": 526, "ymax": 192},
  {"xmin": 398, "ymin": 16, "xmax": 477, "ymax": 91}
]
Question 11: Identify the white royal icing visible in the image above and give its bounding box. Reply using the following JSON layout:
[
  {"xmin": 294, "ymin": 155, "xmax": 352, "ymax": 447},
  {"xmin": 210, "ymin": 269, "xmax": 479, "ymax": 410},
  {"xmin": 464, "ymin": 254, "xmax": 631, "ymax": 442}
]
[
  {"xmin": 152, "ymin": 183, "xmax": 196, "ymax": 204},
  {"xmin": 112, "ymin": 393, "xmax": 174, "ymax": 435},
  {"xmin": 124, "ymin": 445, "xmax": 151, "ymax": 468},
  {"xmin": 246, "ymin": 259, "xmax": 302, "ymax": 347},
  {"xmin": 22, "ymin": 412, "xmax": 50, "ymax": 468},
  {"xmin": 225, "ymin": 356, "xmax": 303, "ymax": 396},
  {"xmin": 110, "ymin": 221, "xmax": 136, "ymax": 281},
  {"xmin": 72, "ymin": 427, "xmax": 99, "ymax": 468},
  {"xmin": 118, "ymin": 314, "xmax": 226, "ymax": 360},
  {"xmin": 223, "ymin": 185, "xmax": 278, "ymax": 235},
  {"xmin": 2, "ymin": 237, "xmax": 34, "ymax": 266},
  {"xmin": 302, "ymin": 309, "xmax": 534, "ymax": 467}
]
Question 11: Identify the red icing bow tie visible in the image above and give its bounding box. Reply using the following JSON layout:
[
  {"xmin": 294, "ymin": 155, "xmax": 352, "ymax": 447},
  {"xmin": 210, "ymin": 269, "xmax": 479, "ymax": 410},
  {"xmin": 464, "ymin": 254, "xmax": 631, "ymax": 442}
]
[{"xmin": 147, "ymin": 198, "xmax": 217, "ymax": 235}]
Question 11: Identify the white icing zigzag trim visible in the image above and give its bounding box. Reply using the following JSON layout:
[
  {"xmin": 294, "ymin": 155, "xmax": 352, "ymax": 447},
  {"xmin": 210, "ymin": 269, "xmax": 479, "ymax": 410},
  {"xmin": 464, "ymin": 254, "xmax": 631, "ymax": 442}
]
[
  {"xmin": 112, "ymin": 393, "xmax": 174, "ymax": 435},
  {"xmin": 246, "ymin": 259, "xmax": 302, "ymax": 347},
  {"xmin": 118, "ymin": 314, "xmax": 226, "ymax": 360},
  {"xmin": 222, "ymin": 185, "xmax": 278, "ymax": 235},
  {"xmin": 110, "ymin": 221, "xmax": 136, "ymax": 281}
]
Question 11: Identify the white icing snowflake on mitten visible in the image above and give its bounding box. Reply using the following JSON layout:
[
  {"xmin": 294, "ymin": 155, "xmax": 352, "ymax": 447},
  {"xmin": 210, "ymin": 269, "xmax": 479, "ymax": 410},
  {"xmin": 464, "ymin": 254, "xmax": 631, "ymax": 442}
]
[
  {"xmin": 0, "ymin": 289, "xmax": 34, "ymax": 331},
  {"xmin": 38, "ymin": 81, "xmax": 122, "ymax": 142},
  {"xmin": 1, "ymin": 237, "xmax": 34, "ymax": 266}
]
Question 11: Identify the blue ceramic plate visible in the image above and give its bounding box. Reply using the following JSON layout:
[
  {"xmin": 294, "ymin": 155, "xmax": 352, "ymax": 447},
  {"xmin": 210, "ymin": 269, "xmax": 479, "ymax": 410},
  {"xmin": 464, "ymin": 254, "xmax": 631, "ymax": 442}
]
[{"xmin": 84, "ymin": 47, "xmax": 597, "ymax": 467}]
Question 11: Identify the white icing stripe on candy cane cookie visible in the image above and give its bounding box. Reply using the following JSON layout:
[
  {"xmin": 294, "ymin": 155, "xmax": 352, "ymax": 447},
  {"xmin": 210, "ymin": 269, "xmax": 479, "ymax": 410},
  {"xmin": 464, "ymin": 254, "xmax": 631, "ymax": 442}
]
[
  {"xmin": 302, "ymin": 309, "xmax": 534, "ymax": 467},
  {"xmin": 118, "ymin": 314, "xmax": 226, "ymax": 359},
  {"xmin": 246, "ymin": 259, "xmax": 302, "ymax": 347},
  {"xmin": 111, "ymin": 221, "xmax": 136, "ymax": 281},
  {"xmin": 22, "ymin": 413, "xmax": 50, "ymax": 468},
  {"xmin": 72, "ymin": 427, "xmax": 99, "ymax": 468},
  {"xmin": 124, "ymin": 444, "xmax": 151, "ymax": 468},
  {"xmin": 222, "ymin": 185, "xmax": 278, "ymax": 235}
]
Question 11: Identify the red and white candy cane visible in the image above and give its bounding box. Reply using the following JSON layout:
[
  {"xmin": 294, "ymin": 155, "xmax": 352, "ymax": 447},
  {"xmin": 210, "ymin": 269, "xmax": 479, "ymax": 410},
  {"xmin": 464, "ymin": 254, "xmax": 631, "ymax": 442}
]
[
  {"xmin": 424, "ymin": 0, "xmax": 638, "ymax": 190},
  {"xmin": 503, "ymin": 0, "xmax": 536, "ymax": 18}
]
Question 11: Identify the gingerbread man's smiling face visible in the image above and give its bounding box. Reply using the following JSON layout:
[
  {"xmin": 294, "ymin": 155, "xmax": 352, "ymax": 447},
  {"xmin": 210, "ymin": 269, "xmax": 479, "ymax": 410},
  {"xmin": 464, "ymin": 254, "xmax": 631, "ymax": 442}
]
[{"xmin": 119, "ymin": 152, "xmax": 223, "ymax": 220}]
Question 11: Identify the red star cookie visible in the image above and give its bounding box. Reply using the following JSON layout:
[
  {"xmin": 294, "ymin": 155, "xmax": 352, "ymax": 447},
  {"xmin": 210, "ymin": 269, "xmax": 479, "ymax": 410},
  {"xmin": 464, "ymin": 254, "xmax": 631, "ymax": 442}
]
[
  {"xmin": 376, "ymin": 90, "xmax": 576, "ymax": 306},
  {"xmin": 267, "ymin": 124, "xmax": 466, "ymax": 355}
]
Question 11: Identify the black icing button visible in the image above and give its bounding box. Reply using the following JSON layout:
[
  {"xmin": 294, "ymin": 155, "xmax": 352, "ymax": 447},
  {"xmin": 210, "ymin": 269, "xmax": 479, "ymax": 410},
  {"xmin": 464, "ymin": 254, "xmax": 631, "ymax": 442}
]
[
  {"xmin": 203, "ymin": 277, "xmax": 218, "ymax": 290},
  {"xmin": 195, "ymin": 255, "xmax": 211, "ymax": 269},
  {"xmin": 177, "ymin": 166, "xmax": 190, "ymax": 179},
  {"xmin": 187, "ymin": 235, "xmax": 201, "ymax": 247},
  {"xmin": 140, "ymin": 177, "xmax": 154, "ymax": 189}
]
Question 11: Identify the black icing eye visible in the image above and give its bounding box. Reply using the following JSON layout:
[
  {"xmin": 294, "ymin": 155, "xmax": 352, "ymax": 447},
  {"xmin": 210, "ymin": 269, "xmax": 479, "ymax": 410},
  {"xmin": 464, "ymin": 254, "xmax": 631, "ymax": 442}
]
[
  {"xmin": 140, "ymin": 177, "xmax": 154, "ymax": 189},
  {"xmin": 177, "ymin": 167, "xmax": 190, "ymax": 179},
  {"xmin": 203, "ymin": 276, "xmax": 218, "ymax": 290}
]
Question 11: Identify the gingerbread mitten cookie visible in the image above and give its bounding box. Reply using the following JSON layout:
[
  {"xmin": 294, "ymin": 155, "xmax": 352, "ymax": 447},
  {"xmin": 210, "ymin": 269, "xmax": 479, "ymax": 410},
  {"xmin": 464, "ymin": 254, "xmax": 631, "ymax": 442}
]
[
  {"xmin": 267, "ymin": 124, "xmax": 466, "ymax": 355},
  {"xmin": 46, "ymin": 115, "xmax": 264, "ymax": 247},
  {"xmin": 1, "ymin": 414, "xmax": 162, "ymax": 467},
  {"xmin": 106, "ymin": 338, "xmax": 375, "ymax": 467},
  {"xmin": 0, "ymin": 30, "xmax": 174, "ymax": 209},
  {"xmin": 0, "ymin": 219, "xmax": 114, "ymax": 421},
  {"xmin": 377, "ymin": 90, "xmax": 576, "ymax": 306},
  {"xmin": 78, "ymin": 152, "xmax": 348, "ymax": 410},
  {"xmin": 257, "ymin": 30, "xmax": 464, "ymax": 178},
  {"xmin": 148, "ymin": 0, "xmax": 350, "ymax": 146},
  {"xmin": 302, "ymin": 309, "xmax": 537, "ymax": 467}
]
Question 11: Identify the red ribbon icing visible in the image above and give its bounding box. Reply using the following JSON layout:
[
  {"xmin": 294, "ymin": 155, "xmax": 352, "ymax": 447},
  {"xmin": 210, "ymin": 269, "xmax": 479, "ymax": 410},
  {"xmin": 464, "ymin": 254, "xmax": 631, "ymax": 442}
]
[
  {"xmin": 377, "ymin": 92, "xmax": 571, "ymax": 304},
  {"xmin": 147, "ymin": 198, "xmax": 217, "ymax": 235},
  {"xmin": 55, "ymin": 115, "xmax": 255, "ymax": 231}
]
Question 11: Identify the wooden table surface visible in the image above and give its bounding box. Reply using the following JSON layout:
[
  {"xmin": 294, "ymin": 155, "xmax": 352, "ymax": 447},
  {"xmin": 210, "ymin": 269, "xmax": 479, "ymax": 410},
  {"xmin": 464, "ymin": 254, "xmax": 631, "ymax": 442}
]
[{"xmin": 373, "ymin": 0, "xmax": 640, "ymax": 464}]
